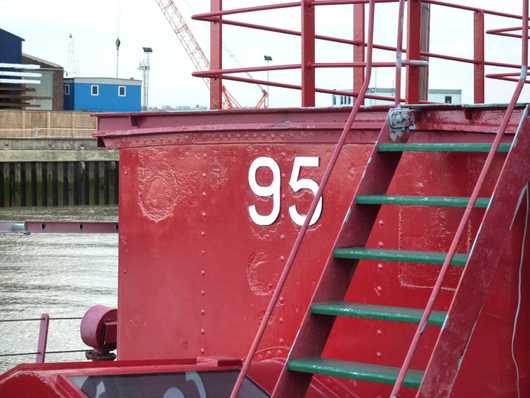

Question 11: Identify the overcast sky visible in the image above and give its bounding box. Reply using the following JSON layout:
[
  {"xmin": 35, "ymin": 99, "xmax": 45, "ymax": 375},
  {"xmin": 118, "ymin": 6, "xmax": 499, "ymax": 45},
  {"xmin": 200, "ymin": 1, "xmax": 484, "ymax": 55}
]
[{"xmin": 3, "ymin": 0, "xmax": 530, "ymax": 108}]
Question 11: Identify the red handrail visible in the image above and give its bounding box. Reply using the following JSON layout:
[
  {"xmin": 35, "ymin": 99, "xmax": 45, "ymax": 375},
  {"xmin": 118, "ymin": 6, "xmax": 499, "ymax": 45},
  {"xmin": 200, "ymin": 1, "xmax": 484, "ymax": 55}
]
[
  {"xmin": 228, "ymin": 1, "xmax": 378, "ymax": 396},
  {"xmin": 395, "ymin": 0, "xmax": 406, "ymax": 107},
  {"xmin": 196, "ymin": 0, "xmax": 526, "ymax": 108},
  {"xmin": 390, "ymin": 0, "xmax": 529, "ymax": 396}
]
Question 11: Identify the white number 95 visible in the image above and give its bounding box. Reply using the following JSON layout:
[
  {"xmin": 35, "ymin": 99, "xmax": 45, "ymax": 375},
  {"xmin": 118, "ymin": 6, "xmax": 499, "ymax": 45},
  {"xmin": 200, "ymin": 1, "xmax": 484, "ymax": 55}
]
[{"xmin": 248, "ymin": 156, "xmax": 323, "ymax": 226}]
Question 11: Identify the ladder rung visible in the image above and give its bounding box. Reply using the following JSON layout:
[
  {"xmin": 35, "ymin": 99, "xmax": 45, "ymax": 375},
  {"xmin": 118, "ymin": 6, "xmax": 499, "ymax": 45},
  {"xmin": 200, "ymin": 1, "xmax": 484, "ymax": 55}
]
[
  {"xmin": 287, "ymin": 358, "xmax": 424, "ymax": 388},
  {"xmin": 334, "ymin": 248, "xmax": 468, "ymax": 266},
  {"xmin": 311, "ymin": 302, "xmax": 447, "ymax": 326},
  {"xmin": 356, "ymin": 195, "xmax": 490, "ymax": 208},
  {"xmin": 377, "ymin": 143, "xmax": 511, "ymax": 153}
]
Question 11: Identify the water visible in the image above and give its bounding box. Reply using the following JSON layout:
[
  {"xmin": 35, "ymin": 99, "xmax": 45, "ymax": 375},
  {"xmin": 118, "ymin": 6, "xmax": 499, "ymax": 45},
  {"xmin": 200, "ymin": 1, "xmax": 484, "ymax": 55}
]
[{"xmin": 0, "ymin": 207, "xmax": 118, "ymax": 372}]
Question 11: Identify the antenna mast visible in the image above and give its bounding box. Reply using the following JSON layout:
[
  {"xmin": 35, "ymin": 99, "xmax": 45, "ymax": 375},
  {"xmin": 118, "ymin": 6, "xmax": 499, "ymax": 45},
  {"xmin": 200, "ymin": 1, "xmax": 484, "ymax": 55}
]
[
  {"xmin": 66, "ymin": 33, "xmax": 79, "ymax": 77},
  {"xmin": 138, "ymin": 47, "xmax": 153, "ymax": 110},
  {"xmin": 115, "ymin": 38, "xmax": 121, "ymax": 78}
]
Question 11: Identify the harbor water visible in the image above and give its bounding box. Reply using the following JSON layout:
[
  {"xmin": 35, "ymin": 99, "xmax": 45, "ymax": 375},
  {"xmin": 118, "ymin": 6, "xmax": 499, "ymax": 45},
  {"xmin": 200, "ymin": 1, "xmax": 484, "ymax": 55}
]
[{"xmin": 0, "ymin": 206, "xmax": 118, "ymax": 372}]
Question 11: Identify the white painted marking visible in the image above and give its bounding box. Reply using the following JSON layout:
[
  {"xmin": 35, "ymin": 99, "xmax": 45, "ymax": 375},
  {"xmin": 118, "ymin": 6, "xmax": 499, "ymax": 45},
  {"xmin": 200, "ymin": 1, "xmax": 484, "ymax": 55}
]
[
  {"xmin": 288, "ymin": 156, "xmax": 323, "ymax": 226},
  {"xmin": 248, "ymin": 157, "xmax": 281, "ymax": 226},
  {"xmin": 249, "ymin": 156, "xmax": 323, "ymax": 226},
  {"xmin": 0, "ymin": 71, "xmax": 42, "ymax": 77}
]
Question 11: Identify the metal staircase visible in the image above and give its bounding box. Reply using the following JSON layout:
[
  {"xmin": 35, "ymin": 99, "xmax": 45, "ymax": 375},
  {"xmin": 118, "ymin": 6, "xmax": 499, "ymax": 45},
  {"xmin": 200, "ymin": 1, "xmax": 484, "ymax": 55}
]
[
  {"xmin": 227, "ymin": 0, "xmax": 530, "ymax": 396},
  {"xmin": 272, "ymin": 109, "xmax": 530, "ymax": 396}
]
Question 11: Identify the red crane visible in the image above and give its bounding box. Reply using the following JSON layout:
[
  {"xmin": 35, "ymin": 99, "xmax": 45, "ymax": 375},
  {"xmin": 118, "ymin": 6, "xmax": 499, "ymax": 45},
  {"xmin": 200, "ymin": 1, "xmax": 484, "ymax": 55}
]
[{"xmin": 154, "ymin": 0, "xmax": 268, "ymax": 109}]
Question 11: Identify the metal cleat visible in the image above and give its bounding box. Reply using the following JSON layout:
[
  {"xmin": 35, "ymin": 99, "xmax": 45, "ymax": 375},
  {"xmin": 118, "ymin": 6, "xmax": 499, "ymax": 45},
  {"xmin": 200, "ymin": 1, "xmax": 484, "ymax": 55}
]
[{"xmin": 388, "ymin": 107, "xmax": 416, "ymax": 142}]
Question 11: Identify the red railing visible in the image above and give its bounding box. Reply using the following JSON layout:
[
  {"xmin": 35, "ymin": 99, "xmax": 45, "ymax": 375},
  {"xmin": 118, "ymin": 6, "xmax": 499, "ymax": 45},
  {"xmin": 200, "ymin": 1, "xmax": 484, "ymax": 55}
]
[
  {"xmin": 0, "ymin": 314, "xmax": 86, "ymax": 364},
  {"xmin": 391, "ymin": 0, "xmax": 529, "ymax": 395},
  {"xmin": 192, "ymin": 1, "xmax": 530, "ymax": 397},
  {"xmin": 194, "ymin": 0, "xmax": 530, "ymax": 109},
  {"xmin": 229, "ymin": 0, "xmax": 379, "ymax": 395}
]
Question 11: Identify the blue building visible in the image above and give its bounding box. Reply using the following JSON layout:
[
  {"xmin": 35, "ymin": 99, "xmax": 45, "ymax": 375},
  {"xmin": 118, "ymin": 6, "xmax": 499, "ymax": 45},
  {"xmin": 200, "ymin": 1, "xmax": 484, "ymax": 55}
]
[
  {"xmin": 0, "ymin": 28, "xmax": 24, "ymax": 64},
  {"xmin": 63, "ymin": 77, "xmax": 141, "ymax": 112}
]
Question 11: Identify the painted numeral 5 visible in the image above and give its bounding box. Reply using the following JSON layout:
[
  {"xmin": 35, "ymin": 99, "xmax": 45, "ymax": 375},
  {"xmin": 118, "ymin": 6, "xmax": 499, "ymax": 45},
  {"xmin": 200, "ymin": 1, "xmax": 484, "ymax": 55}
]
[
  {"xmin": 248, "ymin": 156, "xmax": 323, "ymax": 226},
  {"xmin": 289, "ymin": 156, "xmax": 323, "ymax": 226}
]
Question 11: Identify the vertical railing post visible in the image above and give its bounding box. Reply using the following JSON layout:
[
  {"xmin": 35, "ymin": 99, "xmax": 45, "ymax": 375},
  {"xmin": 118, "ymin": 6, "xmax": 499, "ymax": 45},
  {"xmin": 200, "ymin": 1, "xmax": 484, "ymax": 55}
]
[
  {"xmin": 474, "ymin": 11, "xmax": 485, "ymax": 103},
  {"xmin": 406, "ymin": 0, "xmax": 430, "ymax": 103},
  {"xmin": 354, "ymin": 2, "xmax": 365, "ymax": 104},
  {"xmin": 301, "ymin": 0, "xmax": 316, "ymax": 107},
  {"xmin": 36, "ymin": 313, "xmax": 49, "ymax": 364},
  {"xmin": 210, "ymin": 0, "xmax": 223, "ymax": 109}
]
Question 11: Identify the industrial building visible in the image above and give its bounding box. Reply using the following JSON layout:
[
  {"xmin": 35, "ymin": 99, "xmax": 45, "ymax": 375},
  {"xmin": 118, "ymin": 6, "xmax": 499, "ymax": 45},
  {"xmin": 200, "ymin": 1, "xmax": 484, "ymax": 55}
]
[
  {"xmin": 1, "ymin": 27, "xmax": 141, "ymax": 113},
  {"xmin": 63, "ymin": 77, "xmax": 141, "ymax": 112},
  {"xmin": 0, "ymin": 28, "xmax": 30, "ymax": 109},
  {"xmin": 22, "ymin": 54, "xmax": 64, "ymax": 111},
  {"xmin": 0, "ymin": 28, "xmax": 23, "ymax": 64},
  {"xmin": 332, "ymin": 87, "xmax": 463, "ymax": 106},
  {"xmin": 0, "ymin": 28, "xmax": 65, "ymax": 110}
]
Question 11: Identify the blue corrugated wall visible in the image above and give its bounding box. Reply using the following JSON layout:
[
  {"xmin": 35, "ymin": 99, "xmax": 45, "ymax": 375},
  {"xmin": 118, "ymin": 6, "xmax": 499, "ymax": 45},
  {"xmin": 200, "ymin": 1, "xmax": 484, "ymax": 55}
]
[{"xmin": 0, "ymin": 29, "xmax": 23, "ymax": 64}]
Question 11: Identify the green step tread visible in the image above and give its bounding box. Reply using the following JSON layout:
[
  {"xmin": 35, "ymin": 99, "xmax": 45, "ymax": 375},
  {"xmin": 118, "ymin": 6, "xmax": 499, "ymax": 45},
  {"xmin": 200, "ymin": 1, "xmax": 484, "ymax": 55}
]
[
  {"xmin": 311, "ymin": 302, "xmax": 447, "ymax": 326},
  {"xmin": 287, "ymin": 358, "xmax": 423, "ymax": 388},
  {"xmin": 356, "ymin": 195, "xmax": 490, "ymax": 208},
  {"xmin": 377, "ymin": 143, "xmax": 511, "ymax": 153},
  {"xmin": 334, "ymin": 248, "xmax": 468, "ymax": 266}
]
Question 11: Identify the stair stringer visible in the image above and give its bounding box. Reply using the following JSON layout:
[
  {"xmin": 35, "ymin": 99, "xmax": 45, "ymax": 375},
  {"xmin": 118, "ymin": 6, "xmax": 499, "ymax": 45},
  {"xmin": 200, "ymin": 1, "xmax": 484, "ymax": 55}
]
[
  {"xmin": 271, "ymin": 116, "xmax": 406, "ymax": 397},
  {"xmin": 417, "ymin": 107, "xmax": 530, "ymax": 398}
]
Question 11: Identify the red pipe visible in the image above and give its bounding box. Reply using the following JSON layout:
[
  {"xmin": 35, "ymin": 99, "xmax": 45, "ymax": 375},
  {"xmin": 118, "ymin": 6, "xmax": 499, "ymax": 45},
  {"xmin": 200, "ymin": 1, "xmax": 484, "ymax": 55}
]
[
  {"xmin": 395, "ymin": 0, "xmax": 406, "ymax": 107},
  {"xmin": 194, "ymin": 62, "xmax": 397, "ymax": 78},
  {"xmin": 353, "ymin": 2, "xmax": 365, "ymax": 103},
  {"xmin": 194, "ymin": 64, "xmax": 302, "ymax": 76},
  {"xmin": 489, "ymin": 32, "xmax": 527, "ymax": 39},
  {"xmin": 210, "ymin": 0, "xmax": 223, "ymax": 109},
  {"xmin": 301, "ymin": 0, "xmax": 316, "ymax": 106},
  {"xmin": 314, "ymin": 0, "xmax": 396, "ymax": 4},
  {"xmin": 421, "ymin": 50, "xmax": 521, "ymax": 69},
  {"xmin": 207, "ymin": 73, "xmax": 404, "ymax": 103},
  {"xmin": 211, "ymin": 14, "xmax": 523, "ymax": 71},
  {"xmin": 474, "ymin": 11, "xmax": 485, "ymax": 103},
  {"xmin": 35, "ymin": 313, "xmax": 49, "ymax": 364},
  {"xmin": 423, "ymin": 0, "xmax": 524, "ymax": 20},
  {"xmin": 390, "ymin": 1, "xmax": 529, "ymax": 396},
  {"xmin": 194, "ymin": 2, "xmax": 300, "ymax": 20},
  {"xmin": 487, "ymin": 26, "xmax": 525, "ymax": 34},
  {"xmin": 487, "ymin": 75, "xmax": 530, "ymax": 84},
  {"xmin": 314, "ymin": 61, "xmax": 396, "ymax": 68},
  {"xmin": 221, "ymin": 18, "xmax": 401, "ymax": 52},
  {"xmin": 228, "ymin": 1, "xmax": 377, "ymax": 396}
]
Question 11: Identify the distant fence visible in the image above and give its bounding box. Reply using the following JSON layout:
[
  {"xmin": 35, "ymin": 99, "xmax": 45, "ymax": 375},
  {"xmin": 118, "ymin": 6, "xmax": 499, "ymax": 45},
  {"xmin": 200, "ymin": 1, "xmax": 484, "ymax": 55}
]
[
  {"xmin": 0, "ymin": 110, "xmax": 95, "ymax": 138},
  {"xmin": 0, "ymin": 110, "xmax": 119, "ymax": 207}
]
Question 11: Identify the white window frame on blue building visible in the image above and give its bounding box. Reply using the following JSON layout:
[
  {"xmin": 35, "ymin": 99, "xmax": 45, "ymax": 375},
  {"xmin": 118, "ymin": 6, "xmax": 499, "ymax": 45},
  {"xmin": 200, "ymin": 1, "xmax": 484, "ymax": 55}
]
[
  {"xmin": 91, "ymin": 84, "xmax": 99, "ymax": 96},
  {"xmin": 118, "ymin": 86, "xmax": 127, "ymax": 97}
]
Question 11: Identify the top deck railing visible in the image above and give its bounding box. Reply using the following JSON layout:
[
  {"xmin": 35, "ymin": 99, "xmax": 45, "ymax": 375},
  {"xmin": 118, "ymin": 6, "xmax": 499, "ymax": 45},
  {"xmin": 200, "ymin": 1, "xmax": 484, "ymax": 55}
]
[
  {"xmin": 193, "ymin": 0, "xmax": 530, "ymax": 109},
  {"xmin": 192, "ymin": 1, "xmax": 530, "ymax": 397}
]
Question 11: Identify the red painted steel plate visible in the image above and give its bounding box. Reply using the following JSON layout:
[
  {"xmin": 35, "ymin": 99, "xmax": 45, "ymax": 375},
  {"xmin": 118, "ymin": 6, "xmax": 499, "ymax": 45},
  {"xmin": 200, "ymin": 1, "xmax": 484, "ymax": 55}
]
[{"xmin": 93, "ymin": 107, "xmax": 530, "ymax": 397}]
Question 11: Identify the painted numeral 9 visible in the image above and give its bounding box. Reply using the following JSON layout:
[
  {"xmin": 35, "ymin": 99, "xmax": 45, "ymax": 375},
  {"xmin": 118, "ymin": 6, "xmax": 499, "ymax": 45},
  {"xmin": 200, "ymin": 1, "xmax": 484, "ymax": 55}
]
[
  {"xmin": 248, "ymin": 157, "xmax": 281, "ymax": 226},
  {"xmin": 248, "ymin": 156, "xmax": 323, "ymax": 226}
]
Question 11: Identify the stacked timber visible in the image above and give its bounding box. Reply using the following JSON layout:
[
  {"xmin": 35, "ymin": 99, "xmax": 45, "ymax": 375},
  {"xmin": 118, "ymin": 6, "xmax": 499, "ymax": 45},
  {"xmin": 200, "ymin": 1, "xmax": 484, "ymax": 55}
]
[
  {"xmin": 0, "ymin": 62, "xmax": 41, "ymax": 110},
  {"xmin": 0, "ymin": 85, "xmax": 39, "ymax": 110}
]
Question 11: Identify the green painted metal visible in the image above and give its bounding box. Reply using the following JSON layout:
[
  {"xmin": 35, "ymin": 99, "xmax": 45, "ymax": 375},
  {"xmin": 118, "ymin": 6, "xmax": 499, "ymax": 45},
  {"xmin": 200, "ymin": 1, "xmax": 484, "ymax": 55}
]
[
  {"xmin": 287, "ymin": 358, "xmax": 424, "ymax": 388},
  {"xmin": 356, "ymin": 195, "xmax": 490, "ymax": 208},
  {"xmin": 377, "ymin": 143, "xmax": 511, "ymax": 153},
  {"xmin": 311, "ymin": 302, "xmax": 447, "ymax": 326},
  {"xmin": 334, "ymin": 248, "xmax": 468, "ymax": 266}
]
